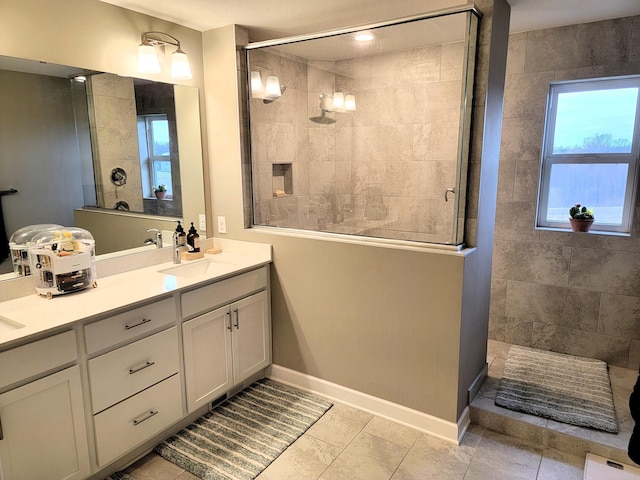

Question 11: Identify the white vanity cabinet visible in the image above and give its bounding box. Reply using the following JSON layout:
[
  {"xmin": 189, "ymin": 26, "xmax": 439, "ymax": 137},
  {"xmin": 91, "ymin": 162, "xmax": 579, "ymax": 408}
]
[
  {"xmin": 0, "ymin": 332, "xmax": 90, "ymax": 480},
  {"xmin": 182, "ymin": 267, "xmax": 271, "ymax": 412},
  {"xmin": 84, "ymin": 298, "xmax": 182, "ymax": 467}
]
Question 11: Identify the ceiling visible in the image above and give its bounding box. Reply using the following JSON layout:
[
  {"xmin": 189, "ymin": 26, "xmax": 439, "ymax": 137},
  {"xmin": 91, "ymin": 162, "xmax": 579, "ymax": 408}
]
[{"xmin": 98, "ymin": 0, "xmax": 640, "ymax": 41}]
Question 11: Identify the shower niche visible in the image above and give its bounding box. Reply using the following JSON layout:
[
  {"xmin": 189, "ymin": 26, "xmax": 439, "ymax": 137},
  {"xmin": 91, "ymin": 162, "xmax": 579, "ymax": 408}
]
[{"xmin": 245, "ymin": 7, "xmax": 480, "ymax": 247}]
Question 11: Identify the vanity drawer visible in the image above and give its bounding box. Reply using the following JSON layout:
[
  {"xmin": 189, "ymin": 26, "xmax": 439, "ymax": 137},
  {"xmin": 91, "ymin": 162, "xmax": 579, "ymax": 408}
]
[
  {"xmin": 94, "ymin": 373, "xmax": 182, "ymax": 467},
  {"xmin": 84, "ymin": 297, "xmax": 176, "ymax": 354},
  {"xmin": 88, "ymin": 327, "xmax": 179, "ymax": 413},
  {"xmin": 181, "ymin": 266, "xmax": 268, "ymax": 318},
  {"xmin": 0, "ymin": 330, "xmax": 77, "ymax": 389}
]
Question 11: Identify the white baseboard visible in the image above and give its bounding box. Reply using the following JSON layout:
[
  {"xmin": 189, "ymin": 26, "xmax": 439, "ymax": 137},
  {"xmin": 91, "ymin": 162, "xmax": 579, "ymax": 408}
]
[{"xmin": 267, "ymin": 364, "xmax": 470, "ymax": 445}]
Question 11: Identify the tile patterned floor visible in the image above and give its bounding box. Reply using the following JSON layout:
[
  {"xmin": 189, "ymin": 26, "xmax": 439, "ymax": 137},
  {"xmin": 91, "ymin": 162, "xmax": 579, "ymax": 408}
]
[{"xmin": 116, "ymin": 396, "xmax": 587, "ymax": 480}]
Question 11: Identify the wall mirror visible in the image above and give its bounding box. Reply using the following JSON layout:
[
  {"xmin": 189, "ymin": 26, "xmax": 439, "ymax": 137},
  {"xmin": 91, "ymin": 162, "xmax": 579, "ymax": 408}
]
[{"xmin": 0, "ymin": 55, "xmax": 206, "ymax": 278}]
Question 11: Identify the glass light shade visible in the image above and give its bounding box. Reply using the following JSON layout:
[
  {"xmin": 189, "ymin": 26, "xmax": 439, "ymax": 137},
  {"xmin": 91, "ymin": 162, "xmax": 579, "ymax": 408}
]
[
  {"xmin": 251, "ymin": 71, "xmax": 264, "ymax": 97},
  {"xmin": 265, "ymin": 76, "xmax": 282, "ymax": 99},
  {"xmin": 171, "ymin": 50, "xmax": 192, "ymax": 80},
  {"xmin": 345, "ymin": 94, "xmax": 356, "ymax": 111},
  {"xmin": 332, "ymin": 92, "xmax": 345, "ymax": 109},
  {"xmin": 138, "ymin": 44, "xmax": 161, "ymax": 74}
]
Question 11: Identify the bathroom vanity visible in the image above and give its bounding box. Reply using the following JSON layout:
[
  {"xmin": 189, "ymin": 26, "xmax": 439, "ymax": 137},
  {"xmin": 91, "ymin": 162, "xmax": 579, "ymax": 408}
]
[{"xmin": 0, "ymin": 240, "xmax": 272, "ymax": 480}]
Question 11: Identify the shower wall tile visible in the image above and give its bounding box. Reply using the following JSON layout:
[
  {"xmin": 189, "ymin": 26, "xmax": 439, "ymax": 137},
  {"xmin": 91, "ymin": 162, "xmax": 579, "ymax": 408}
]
[
  {"xmin": 352, "ymin": 125, "xmax": 413, "ymax": 163},
  {"xmin": 492, "ymin": 241, "xmax": 571, "ymax": 286},
  {"xmin": 632, "ymin": 17, "xmax": 640, "ymax": 63},
  {"xmin": 533, "ymin": 325, "xmax": 630, "ymax": 367},
  {"xmin": 524, "ymin": 18, "xmax": 633, "ymax": 73},
  {"xmin": 512, "ymin": 160, "xmax": 540, "ymax": 202},
  {"xmin": 505, "ymin": 281, "xmax": 600, "ymax": 331},
  {"xmin": 502, "ymin": 71, "xmax": 554, "ymax": 119},
  {"xmin": 494, "ymin": 201, "xmax": 539, "ymax": 243},
  {"xmin": 598, "ymin": 293, "xmax": 640, "ymax": 340},
  {"xmin": 493, "ymin": 316, "xmax": 533, "ymax": 347},
  {"xmin": 308, "ymin": 127, "xmax": 336, "ymax": 162},
  {"xmin": 569, "ymin": 248, "xmax": 640, "ymax": 296},
  {"xmin": 505, "ymin": 32, "xmax": 526, "ymax": 75},
  {"xmin": 489, "ymin": 277, "xmax": 507, "ymax": 317},
  {"xmin": 531, "ymin": 322, "xmax": 555, "ymax": 351},
  {"xmin": 441, "ymin": 41, "xmax": 465, "ymax": 81},
  {"xmin": 308, "ymin": 162, "xmax": 336, "ymax": 195},
  {"xmin": 387, "ymin": 197, "xmax": 421, "ymax": 231},
  {"xmin": 382, "ymin": 162, "xmax": 425, "ymax": 197},
  {"xmin": 498, "ymin": 116, "xmax": 543, "ymax": 161}
]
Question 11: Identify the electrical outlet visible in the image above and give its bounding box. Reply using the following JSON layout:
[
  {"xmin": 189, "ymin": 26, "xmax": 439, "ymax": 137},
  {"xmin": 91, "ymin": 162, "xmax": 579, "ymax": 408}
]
[
  {"xmin": 217, "ymin": 215, "xmax": 227, "ymax": 234},
  {"xmin": 198, "ymin": 213, "xmax": 206, "ymax": 232}
]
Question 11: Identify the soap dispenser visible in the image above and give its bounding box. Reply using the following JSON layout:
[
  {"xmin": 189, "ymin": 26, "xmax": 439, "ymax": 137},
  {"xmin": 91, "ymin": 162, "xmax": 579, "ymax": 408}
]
[
  {"xmin": 175, "ymin": 221, "xmax": 186, "ymax": 247},
  {"xmin": 187, "ymin": 222, "xmax": 200, "ymax": 253}
]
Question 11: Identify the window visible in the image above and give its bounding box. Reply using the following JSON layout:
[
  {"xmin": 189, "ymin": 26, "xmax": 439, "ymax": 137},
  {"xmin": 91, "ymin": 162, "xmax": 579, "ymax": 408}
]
[
  {"xmin": 537, "ymin": 76, "xmax": 640, "ymax": 233},
  {"xmin": 138, "ymin": 114, "xmax": 173, "ymax": 198}
]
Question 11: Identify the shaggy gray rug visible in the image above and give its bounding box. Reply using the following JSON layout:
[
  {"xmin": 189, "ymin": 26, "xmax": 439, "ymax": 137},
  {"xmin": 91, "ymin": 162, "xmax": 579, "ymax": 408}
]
[{"xmin": 495, "ymin": 346, "xmax": 618, "ymax": 433}]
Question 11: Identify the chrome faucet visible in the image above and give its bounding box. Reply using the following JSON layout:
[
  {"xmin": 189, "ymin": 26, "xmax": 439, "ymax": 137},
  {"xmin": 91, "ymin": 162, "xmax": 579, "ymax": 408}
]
[
  {"xmin": 144, "ymin": 228, "xmax": 162, "ymax": 248},
  {"xmin": 172, "ymin": 231, "xmax": 182, "ymax": 264}
]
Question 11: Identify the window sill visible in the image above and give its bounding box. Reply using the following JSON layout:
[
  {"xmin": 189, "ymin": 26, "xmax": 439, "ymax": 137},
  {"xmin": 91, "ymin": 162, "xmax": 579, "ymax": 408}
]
[{"xmin": 535, "ymin": 226, "xmax": 630, "ymax": 237}]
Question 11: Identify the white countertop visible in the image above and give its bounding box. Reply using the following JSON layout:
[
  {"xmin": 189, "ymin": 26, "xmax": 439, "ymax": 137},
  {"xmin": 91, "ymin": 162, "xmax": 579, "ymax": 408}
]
[{"xmin": 0, "ymin": 240, "xmax": 272, "ymax": 348}]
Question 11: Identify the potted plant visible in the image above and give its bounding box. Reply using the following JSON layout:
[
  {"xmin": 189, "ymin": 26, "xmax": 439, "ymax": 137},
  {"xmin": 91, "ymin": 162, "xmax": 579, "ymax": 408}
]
[
  {"xmin": 569, "ymin": 204, "xmax": 594, "ymax": 232},
  {"xmin": 154, "ymin": 184, "xmax": 167, "ymax": 200}
]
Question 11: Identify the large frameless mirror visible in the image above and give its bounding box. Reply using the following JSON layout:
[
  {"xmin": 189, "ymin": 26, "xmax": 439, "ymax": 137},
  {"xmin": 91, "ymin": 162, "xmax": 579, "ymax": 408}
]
[
  {"xmin": 0, "ymin": 55, "xmax": 206, "ymax": 277},
  {"xmin": 245, "ymin": 8, "xmax": 479, "ymax": 247}
]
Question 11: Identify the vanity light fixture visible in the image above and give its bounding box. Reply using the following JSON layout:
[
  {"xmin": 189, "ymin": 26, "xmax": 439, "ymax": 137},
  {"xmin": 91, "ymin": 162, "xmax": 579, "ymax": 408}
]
[
  {"xmin": 250, "ymin": 70, "xmax": 286, "ymax": 102},
  {"xmin": 138, "ymin": 31, "xmax": 192, "ymax": 80},
  {"xmin": 319, "ymin": 92, "xmax": 357, "ymax": 113}
]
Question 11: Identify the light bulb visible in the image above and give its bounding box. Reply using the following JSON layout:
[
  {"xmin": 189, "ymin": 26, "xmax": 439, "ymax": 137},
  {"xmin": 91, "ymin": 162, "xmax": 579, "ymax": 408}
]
[
  {"xmin": 333, "ymin": 92, "xmax": 344, "ymax": 109},
  {"xmin": 345, "ymin": 94, "xmax": 356, "ymax": 111},
  {"xmin": 138, "ymin": 44, "xmax": 160, "ymax": 74},
  {"xmin": 265, "ymin": 76, "xmax": 281, "ymax": 99},
  {"xmin": 171, "ymin": 50, "xmax": 192, "ymax": 80}
]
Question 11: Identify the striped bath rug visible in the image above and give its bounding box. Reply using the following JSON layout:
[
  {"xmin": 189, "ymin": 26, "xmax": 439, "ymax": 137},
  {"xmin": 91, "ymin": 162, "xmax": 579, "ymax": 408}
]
[
  {"xmin": 495, "ymin": 346, "xmax": 618, "ymax": 433},
  {"xmin": 114, "ymin": 378, "xmax": 332, "ymax": 480}
]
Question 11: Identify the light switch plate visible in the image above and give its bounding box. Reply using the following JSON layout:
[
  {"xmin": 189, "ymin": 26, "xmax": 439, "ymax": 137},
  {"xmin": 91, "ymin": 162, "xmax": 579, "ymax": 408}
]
[{"xmin": 198, "ymin": 213, "xmax": 206, "ymax": 232}]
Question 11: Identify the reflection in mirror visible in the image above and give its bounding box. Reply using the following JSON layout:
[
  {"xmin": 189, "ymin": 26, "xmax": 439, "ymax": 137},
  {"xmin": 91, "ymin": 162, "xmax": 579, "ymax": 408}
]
[{"xmin": 0, "ymin": 55, "xmax": 205, "ymax": 277}]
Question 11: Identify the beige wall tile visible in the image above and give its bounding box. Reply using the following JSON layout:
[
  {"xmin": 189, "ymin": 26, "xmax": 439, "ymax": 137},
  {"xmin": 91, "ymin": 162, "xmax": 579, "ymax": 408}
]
[
  {"xmin": 492, "ymin": 241, "xmax": 571, "ymax": 286},
  {"xmin": 570, "ymin": 248, "xmax": 640, "ymax": 296},
  {"xmin": 506, "ymin": 281, "xmax": 600, "ymax": 331},
  {"xmin": 598, "ymin": 293, "xmax": 640, "ymax": 339}
]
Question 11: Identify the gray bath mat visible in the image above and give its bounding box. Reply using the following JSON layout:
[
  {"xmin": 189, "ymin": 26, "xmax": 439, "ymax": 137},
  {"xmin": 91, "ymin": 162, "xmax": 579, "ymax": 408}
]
[{"xmin": 495, "ymin": 346, "xmax": 618, "ymax": 433}]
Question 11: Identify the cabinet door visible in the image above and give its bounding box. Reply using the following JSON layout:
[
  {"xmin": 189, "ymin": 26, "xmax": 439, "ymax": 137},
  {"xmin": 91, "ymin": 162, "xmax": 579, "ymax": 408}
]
[
  {"xmin": 0, "ymin": 366, "xmax": 90, "ymax": 480},
  {"xmin": 231, "ymin": 290, "xmax": 271, "ymax": 383},
  {"xmin": 182, "ymin": 305, "xmax": 233, "ymax": 412}
]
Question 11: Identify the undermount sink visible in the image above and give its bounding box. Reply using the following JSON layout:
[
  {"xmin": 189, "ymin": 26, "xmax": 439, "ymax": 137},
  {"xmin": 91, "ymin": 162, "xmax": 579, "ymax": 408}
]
[
  {"xmin": 158, "ymin": 258, "xmax": 233, "ymax": 278},
  {"xmin": 0, "ymin": 316, "xmax": 25, "ymax": 332}
]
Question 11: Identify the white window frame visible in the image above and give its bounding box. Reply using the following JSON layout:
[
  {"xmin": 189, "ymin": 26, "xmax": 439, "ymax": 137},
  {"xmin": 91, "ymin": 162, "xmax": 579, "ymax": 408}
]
[{"xmin": 536, "ymin": 76, "xmax": 640, "ymax": 234}]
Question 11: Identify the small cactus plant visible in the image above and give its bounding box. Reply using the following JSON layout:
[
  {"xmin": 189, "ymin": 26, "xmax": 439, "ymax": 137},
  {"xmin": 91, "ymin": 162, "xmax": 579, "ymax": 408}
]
[{"xmin": 569, "ymin": 204, "xmax": 594, "ymax": 220}]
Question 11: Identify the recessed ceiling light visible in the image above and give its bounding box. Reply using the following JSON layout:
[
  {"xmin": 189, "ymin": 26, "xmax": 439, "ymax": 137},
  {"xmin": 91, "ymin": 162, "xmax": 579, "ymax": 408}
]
[{"xmin": 354, "ymin": 32, "xmax": 374, "ymax": 42}]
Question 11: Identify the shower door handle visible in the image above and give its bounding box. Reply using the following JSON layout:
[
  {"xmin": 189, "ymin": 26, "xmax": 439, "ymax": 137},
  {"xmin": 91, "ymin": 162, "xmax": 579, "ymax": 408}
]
[{"xmin": 445, "ymin": 188, "xmax": 456, "ymax": 202}]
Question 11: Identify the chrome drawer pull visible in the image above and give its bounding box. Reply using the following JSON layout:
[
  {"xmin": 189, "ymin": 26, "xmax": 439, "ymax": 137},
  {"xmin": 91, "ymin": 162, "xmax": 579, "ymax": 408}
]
[
  {"xmin": 133, "ymin": 410, "xmax": 158, "ymax": 426},
  {"xmin": 233, "ymin": 308, "xmax": 239, "ymax": 329},
  {"xmin": 226, "ymin": 312, "xmax": 232, "ymax": 330},
  {"xmin": 129, "ymin": 361, "xmax": 155, "ymax": 375},
  {"xmin": 125, "ymin": 318, "xmax": 152, "ymax": 330}
]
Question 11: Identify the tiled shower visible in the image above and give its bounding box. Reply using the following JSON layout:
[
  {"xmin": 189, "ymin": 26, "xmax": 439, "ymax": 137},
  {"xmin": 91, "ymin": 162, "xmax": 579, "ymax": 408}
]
[{"xmin": 246, "ymin": 11, "xmax": 478, "ymax": 246}]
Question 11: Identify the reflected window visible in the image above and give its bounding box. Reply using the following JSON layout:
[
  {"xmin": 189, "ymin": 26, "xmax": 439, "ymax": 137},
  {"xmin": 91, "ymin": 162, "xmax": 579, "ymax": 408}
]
[{"xmin": 138, "ymin": 114, "xmax": 173, "ymax": 198}]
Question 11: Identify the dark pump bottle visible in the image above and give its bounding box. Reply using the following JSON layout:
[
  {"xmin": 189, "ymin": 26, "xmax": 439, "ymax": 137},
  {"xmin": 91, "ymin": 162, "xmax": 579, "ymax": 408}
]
[
  {"xmin": 187, "ymin": 222, "xmax": 200, "ymax": 253},
  {"xmin": 175, "ymin": 221, "xmax": 186, "ymax": 247}
]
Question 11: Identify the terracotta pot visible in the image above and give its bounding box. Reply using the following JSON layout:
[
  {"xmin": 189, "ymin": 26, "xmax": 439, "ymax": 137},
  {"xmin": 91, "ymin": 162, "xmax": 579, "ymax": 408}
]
[
  {"xmin": 155, "ymin": 190, "xmax": 166, "ymax": 200},
  {"xmin": 569, "ymin": 218, "xmax": 594, "ymax": 232}
]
